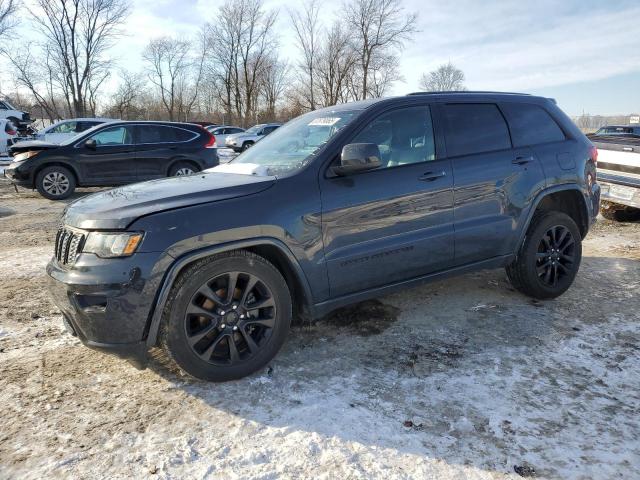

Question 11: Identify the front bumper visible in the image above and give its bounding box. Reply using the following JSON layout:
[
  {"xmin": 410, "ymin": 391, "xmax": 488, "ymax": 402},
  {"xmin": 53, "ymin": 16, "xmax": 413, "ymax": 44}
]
[
  {"xmin": 46, "ymin": 250, "xmax": 169, "ymax": 369},
  {"xmin": 3, "ymin": 164, "xmax": 31, "ymax": 186}
]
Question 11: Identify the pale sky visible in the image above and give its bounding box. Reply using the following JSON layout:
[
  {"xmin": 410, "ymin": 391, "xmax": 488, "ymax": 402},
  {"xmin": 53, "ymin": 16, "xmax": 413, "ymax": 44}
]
[{"xmin": 3, "ymin": 0, "xmax": 640, "ymax": 116}]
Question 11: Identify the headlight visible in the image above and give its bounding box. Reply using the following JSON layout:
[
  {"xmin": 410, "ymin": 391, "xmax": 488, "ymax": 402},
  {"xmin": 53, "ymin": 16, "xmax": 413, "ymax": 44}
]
[
  {"xmin": 12, "ymin": 151, "xmax": 40, "ymax": 162},
  {"xmin": 83, "ymin": 232, "xmax": 143, "ymax": 258}
]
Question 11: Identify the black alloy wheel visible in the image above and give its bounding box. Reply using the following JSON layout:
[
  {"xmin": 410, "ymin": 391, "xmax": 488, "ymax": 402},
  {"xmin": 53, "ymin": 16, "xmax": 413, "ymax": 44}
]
[
  {"xmin": 535, "ymin": 225, "xmax": 576, "ymax": 288},
  {"xmin": 184, "ymin": 271, "xmax": 277, "ymax": 365}
]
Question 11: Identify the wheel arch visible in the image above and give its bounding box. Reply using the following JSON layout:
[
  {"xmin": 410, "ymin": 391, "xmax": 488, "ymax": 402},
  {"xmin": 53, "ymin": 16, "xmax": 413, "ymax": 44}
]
[
  {"xmin": 144, "ymin": 237, "xmax": 314, "ymax": 347},
  {"xmin": 517, "ymin": 185, "xmax": 589, "ymax": 249},
  {"xmin": 33, "ymin": 162, "xmax": 80, "ymax": 188},
  {"xmin": 167, "ymin": 158, "xmax": 200, "ymax": 176}
]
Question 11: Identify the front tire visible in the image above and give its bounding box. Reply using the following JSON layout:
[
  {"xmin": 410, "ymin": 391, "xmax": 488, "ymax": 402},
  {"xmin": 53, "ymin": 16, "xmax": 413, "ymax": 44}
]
[
  {"xmin": 241, "ymin": 141, "xmax": 254, "ymax": 151},
  {"xmin": 506, "ymin": 211, "xmax": 582, "ymax": 299},
  {"xmin": 160, "ymin": 251, "xmax": 292, "ymax": 382},
  {"xmin": 35, "ymin": 165, "xmax": 76, "ymax": 200}
]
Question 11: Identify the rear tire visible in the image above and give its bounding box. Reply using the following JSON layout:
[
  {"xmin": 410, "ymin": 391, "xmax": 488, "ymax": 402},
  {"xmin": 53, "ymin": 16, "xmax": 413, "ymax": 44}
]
[
  {"xmin": 506, "ymin": 211, "xmax": 582, "ymax": 299},
  {"xmin": 160, "ymin": 251, "xmax": 292, "ymax": 382},
  {"xmin": 35, "ymin": 165, "xmax": 76, "ymax": 200},
  {"xmin": 169, "ymin": 162, "xmax": 199, "ymax": 176}
]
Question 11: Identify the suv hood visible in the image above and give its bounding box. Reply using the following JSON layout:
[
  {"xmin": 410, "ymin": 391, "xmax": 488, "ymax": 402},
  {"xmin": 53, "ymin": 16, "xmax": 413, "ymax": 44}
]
[
  {"xmin": 9, "ymin": 140, "xmax": 60, "ymax": 155},
  {"xmin": 63, "ymin": 172, "xmax": 276, "ymax": 230}
]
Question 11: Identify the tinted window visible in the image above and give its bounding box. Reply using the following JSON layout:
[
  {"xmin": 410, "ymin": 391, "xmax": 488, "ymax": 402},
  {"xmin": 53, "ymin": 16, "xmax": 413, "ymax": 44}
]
[
  {"xmin": 89, "ymin": 126, "xmax": 133, "ymax": 145},
  {"xmin": 76, "ymin": 121, "xmax": 101, "ymax": 132},
  {"xmin": 263, "ymin": 126, "xmax": 278, "ymax": 135},
  {"xmin": 138, "ymin": 125, "xmax": 195, "ymax": 143},
  {"xmin": 173, "ymin": 127, "xmax": 196, "ymax": 141},
  {"xmin": 0, "ymin": 102, "xmax": 7, "ymax": 109},
  {"xmin": 443, "ymin": 104, "xmax": 511, "ymax": 157},
  {"xmin": 349, "ymin": 105, "xmax": 436, "ymax": 169},
  {"xmin": 212, "ymin": 128, "xmax": 225, "ymax": 135},
  {"xmin": 501, "ymin": 103, "xmax": 565, "ymax": 146},
  {"xmin": 230, "ymin": 128, "xmax": 244, "ymax": 134}
]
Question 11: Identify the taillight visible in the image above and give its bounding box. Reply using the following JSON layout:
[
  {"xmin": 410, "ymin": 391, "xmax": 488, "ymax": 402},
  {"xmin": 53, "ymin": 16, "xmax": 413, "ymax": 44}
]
[
  {"xmin": 589, "ymin": 145, "xmax": 598, "ymax": 165},
  {"xmin": 202, "ymin": 128, "xmax": 216, "ymax": 149},
  {"xmin": 6, "ymin": 127, "xmax": 17, "ymax": 136}
]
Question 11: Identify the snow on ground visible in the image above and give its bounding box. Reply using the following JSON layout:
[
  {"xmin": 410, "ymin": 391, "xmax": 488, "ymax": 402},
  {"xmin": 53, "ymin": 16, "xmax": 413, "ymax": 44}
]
[{"xmin": 1, "ymin": 182, "xmax": 639, "ymax": 479}]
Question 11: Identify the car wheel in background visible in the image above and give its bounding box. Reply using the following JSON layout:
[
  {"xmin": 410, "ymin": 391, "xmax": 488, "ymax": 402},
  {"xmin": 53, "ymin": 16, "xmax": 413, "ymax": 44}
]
[
  {"xmin": 35, "ymin": 165, "xmax": 76, "ymax": 200},
  {"xmin": 160, "ymin": 251, "xmax": 292, "ymax": 382},
  {"xmin": 241, "ymin": 141, "xmax": 254, "ymax": 151},
  {"xmin": 506, "ymin": 211, "xmax": 582, "ymax": 299},
  {"xmin": 169, "ymin": 162, "xmax": 199, "ymax": 176}
]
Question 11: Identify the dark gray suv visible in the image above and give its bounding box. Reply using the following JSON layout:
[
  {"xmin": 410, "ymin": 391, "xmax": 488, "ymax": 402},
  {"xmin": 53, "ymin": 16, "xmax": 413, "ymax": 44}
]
[{"xmin": 47, "ymin": 92, "xmax": 600, "ymax": 381}]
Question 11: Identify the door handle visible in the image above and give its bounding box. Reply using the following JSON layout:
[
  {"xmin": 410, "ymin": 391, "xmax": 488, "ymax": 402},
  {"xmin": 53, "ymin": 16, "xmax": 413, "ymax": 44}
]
[
  {"xmin": 419, "ymin": 171, "xmax": 446, "ymax": 182},
  {"xmin": 512, "ymin": 156, "xmax": 534, "ymax": 165}
]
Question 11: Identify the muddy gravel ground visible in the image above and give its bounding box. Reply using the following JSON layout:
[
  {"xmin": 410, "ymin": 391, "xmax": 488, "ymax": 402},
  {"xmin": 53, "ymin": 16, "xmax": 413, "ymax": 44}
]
[{"xmin": 1, "ymin": 181, "xmax": 639, "ymax": 479}]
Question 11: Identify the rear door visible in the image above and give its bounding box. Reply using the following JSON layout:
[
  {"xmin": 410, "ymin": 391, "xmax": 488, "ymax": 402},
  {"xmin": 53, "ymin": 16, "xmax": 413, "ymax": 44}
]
[
  {"xmin": 440, "ymin": 103, "xmax": 545, "ymax": 265},
  {"xmin": 76, "ymin": 124, "xmax": 137, "ymax": 185},
  {"xmin": 320, "ymin": 104, "xmax": 454, "ymax": 297},
  {"xmin": 135, "ymin": 125, "xmax": 198, "ymax": 180}
]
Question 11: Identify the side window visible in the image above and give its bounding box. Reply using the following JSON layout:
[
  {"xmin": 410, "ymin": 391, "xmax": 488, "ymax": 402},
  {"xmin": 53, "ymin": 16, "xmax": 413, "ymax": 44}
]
[
  {"xmin": 442, "ymin": 104, "xmax": 511, "ymax": 157},
  {"xmin": 76, "ymin": 121, "xmax": 99, "ymax": 132},
  {"xmin": 232, "ymin": 128, "xmax": 244, "ymax": 134},
  {"xmin": 501, "ymin": 103, "xmax": 565, "ymax": 146},
  {"xmin": 172, "ymin": 127, "xmax": 195, "ymax": 142},
  {"xmin": 263, "ymin": 126, "xmax": 278, "ymax": 135},
  {"xmin": 89, "ymin": 126, "xmax": 133, "ymax": 146},
  {"xmin": 349, "ymin": 105, "xmax": 436, "ymax": 169},
  {"xmin": 138, "ymin": 125, "xmax": 176, "ymax": 143},
  {"xmin": 213, "ymin": 128, "xmax": 224, "ymax": 135},
  {"xmin": 52, "ymin": 121, "xmax": 77, "ymax": 134}
]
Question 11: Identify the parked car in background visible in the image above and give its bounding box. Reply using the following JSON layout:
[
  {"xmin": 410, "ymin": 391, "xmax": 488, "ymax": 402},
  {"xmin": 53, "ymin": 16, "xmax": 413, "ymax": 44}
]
[
  {"xmin": 206, "ymin": 125, "xmax": 245, "ymax": 148},
  {"xmin": 45, "ymin": 92, "xmax": 599, "ymax": 381},
  {"xmin": 593, "ymin": 125, "xmax": 640, "ymax": 138},
  {"xmin": 0, "ymin": 119, "xmax": 18, "ymax": 156},
  {"xmin": 0, "ymin": 99, "xmax": 33, "ymax": 134},
  {"xmin": 35, "ymin": 118, "xmax": 114, "ymax": 144},
  {"xmin": 4, "ymin": 121, "xmax": 218, "ymax": 199},
  {"xmin": 225, "ymin": 123, "xmax": 281, "ymax": 152},
  {"xmin": 589, "ymin": 134, "xmax": 640, "ymax": 221}
]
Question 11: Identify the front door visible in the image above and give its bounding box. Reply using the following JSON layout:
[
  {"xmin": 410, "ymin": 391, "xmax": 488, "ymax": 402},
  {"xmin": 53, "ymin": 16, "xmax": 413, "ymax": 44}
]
[
  {"xmin": 438, "ymin": 103, "xmax": 546, "ymax": 265},
  {"xmin": 320, "ymin": 105, "xmax": 455, "ymax": 297},
  {"xmin": 76, "ymin": 125, "xmax": 137, "ymax": 185}
]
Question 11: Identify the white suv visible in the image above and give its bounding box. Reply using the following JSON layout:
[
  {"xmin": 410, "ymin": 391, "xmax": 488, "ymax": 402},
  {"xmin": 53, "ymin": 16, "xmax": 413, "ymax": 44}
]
[
  {"xmin": 35, "ymin": 118, "xmax": 114, "ymax": 144},
  {"xmin": 224, "ymin": 123, "xmax": 281, "ymax": 152},
  {"xmin": 0, "ymin": 99, "xmax": 32, "ymax": 132}
]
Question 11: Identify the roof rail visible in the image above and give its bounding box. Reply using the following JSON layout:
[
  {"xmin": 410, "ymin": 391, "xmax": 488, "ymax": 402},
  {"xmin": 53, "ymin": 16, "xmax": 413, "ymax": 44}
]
[{"xmin": 407, "ymin": 91, "xmax": 531, "ymax": 96}]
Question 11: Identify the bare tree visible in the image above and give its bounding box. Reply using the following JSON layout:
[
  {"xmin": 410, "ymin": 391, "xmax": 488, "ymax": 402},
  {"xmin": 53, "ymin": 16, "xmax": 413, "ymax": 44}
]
[
  {"xmin": 419, "ymin": 62, "xmax": 466, "ymax": 92},
  {"xmin": 316, "ymin": 22, "xmax": 357, "ymax": 106},
  {"xmin": 289, "ymin": 0, "xmax": 320, "ymax": 110},
  {"xmin": 0, "ymin": 0, "xmax": 17, "ymax": 40},
  {"xmin": 260, "ymin": 57, "xmax": 288, "ymax": 119},
  {"xmin": 345, "ymin": 0, "xmax": 417, "ymax": 99},
  {"xmin": 106, "ymin": 71, "xmax": 147, "ymax": 119},
  {"xmin": 143, "ymin": 36, "xmax": 205, "ymax": 121},
  {"xmin": 23, "ymin": 0, "xmax": 130, "ymax": 117},
  {"xmin": 205, "ymin": 0, "xmax": 277, "ymax": 126}
]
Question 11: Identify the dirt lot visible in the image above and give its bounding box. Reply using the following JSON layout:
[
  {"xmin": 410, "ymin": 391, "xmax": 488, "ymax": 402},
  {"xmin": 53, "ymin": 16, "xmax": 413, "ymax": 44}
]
[{"xmin": 1, "ymin": 181, "xmax": 639, "ymax": 479}]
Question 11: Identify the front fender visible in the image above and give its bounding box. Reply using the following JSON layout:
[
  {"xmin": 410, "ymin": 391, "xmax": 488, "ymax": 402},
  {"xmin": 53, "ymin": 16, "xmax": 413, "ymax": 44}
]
[{"xmin": 144, "ymin": 237, "xmax": 314, "ymax": 347}]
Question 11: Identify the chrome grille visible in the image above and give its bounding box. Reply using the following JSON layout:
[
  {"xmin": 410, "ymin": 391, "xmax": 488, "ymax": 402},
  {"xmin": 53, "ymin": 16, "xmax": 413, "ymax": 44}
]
[{"xmin": 54, "ymin": 226, "xmax": 85, "ymax": 265}]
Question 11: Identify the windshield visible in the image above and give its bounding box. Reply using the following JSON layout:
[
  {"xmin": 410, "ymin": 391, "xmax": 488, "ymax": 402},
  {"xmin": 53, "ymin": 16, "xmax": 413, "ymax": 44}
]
[
  {"xmin": 244, "ymin": 125, "xmax": 262, "ymax": 135},
  {"xmin": 224, "ymin": 109, "xmax": 362, "ymax": 176},
  {"xmin": 59, "ymin": 123, "xmax": 105, "ymax": 145}
]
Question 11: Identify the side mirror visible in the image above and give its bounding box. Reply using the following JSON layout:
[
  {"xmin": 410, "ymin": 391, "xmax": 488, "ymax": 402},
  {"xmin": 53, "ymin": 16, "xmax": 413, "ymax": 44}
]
[
  {"xmin": 332, "ymin": 143, "xmax": 381, "ymax": 176},
  {"xmin": 84, "ymin": 139, "xmax": 97, "ymax": 150}
]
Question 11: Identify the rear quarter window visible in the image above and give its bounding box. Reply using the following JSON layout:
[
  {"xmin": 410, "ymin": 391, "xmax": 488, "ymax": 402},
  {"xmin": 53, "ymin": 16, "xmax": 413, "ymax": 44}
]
[
  {"xmin": 442, "ymin": 103, "xmax": 512, "ymax": 157},
  {"xmin": 501, "ymin": 103, "xmax": 565, "ymax": 146}
]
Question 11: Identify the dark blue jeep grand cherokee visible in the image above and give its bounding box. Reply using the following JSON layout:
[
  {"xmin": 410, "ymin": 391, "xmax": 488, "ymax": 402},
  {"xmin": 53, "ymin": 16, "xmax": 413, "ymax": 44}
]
[{"xmin": 47, "ymin": 92, "xmax": 600, "ymax": 381}]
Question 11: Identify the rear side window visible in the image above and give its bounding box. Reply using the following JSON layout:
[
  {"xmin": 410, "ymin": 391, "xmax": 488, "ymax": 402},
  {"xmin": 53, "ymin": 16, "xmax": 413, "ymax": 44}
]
[
  {"xmin": 442, "ymin": 104, "xmax": 511, "ymax": 157},
  {"xmin": 501, "ymin": 103, "xmax": 565, "ymax": 146},
  {"xmin": 173, "ymin": 127, "xmax": 196, "ymax": 141},
  {"xmin": 138, "ymin": 125, "xmax": 196, "ymax": 143}
]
